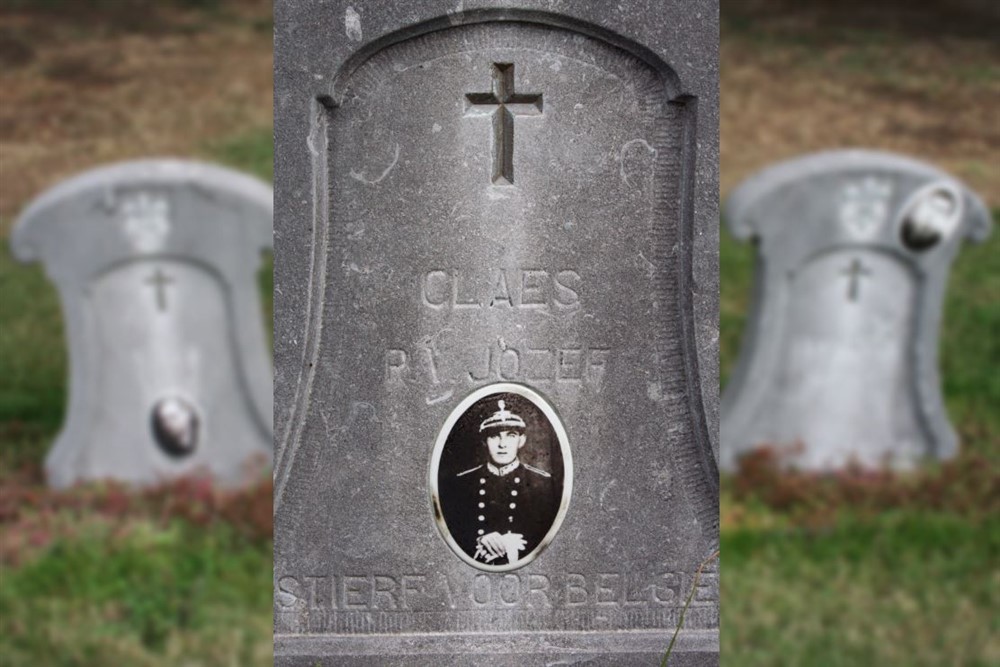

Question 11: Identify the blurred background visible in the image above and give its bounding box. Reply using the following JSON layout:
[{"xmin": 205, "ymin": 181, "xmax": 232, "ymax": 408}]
[
  {"xmin": 719, "ymin": 1, "xmax": 997, "ymax": 665},
  {"xmin": 1, "ymin": 1, "xmax": 274, "ymax": 665},
  {"xmin": 0, "ymin": 0, "xmax": 996, "ymax": 665}
]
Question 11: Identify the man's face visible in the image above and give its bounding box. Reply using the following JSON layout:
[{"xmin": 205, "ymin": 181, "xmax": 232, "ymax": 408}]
[{"xmin": 485, "ymin": 429, "xmax": 526, "ymax": 466}]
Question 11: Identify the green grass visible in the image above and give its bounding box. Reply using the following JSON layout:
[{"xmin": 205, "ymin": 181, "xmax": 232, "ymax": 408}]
[
  {"xmin": 721, "ymin": 508, "xmax": 999, "ymax": 666},
  {"xmin": 0, "ymin": 521, "xmax": 272, "ymax": 666},
  {"xmin": 204, "ymin": 127, "xmax": 274, "ymax": 183},
  {"xmin": 940, "ymin": 215, "xmax": 1000, "ymax": 451},
  {"xmin": 0, "ymin": 251, "xmax": 65, "ymax": 433}
]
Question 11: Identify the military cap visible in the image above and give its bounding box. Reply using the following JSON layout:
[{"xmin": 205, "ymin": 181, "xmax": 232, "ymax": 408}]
[{"xmin": 479, "ymin": 400, "xmax": 526, "ymax": 432}]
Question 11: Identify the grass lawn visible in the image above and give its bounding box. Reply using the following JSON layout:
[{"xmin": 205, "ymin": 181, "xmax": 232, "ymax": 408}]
[
  {"xmin": 1, "ymin": 519, "xmax": 273, "ymax": 667},
  {"xmin": 721, "ymin": 507, "xmax": 999, "ymax": 666}
]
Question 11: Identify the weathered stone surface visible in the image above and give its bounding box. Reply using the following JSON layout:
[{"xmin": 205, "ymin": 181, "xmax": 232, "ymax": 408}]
[
  {"xmin": 273, "ymin": 1, "xmax": 719, "ymax": 663},
  {"xmin": 12, "ymin": 159, "xmax": 274, "ymax": 488},
  {"xmin": 721, "ymin": 149, "xmax": 991, "ymax": 472}
]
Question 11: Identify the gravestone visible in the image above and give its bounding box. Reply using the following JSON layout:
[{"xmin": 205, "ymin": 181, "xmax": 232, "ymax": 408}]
[
  {"xmin": 274, "ymin": 1, "xmax": 719, "ymax": 664},
  {"xmin": 12, "ymin": 159, "xmax": 274, "ymax": 488},
  {"xmin": 721, "ymin": 150, "xmax": 991, "ymax": 472}
]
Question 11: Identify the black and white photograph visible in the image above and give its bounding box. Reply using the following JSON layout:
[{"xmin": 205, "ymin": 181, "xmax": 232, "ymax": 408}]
[
  {"xmin": 431, "ymin": 384, "xmax": 571, "ymax": 571},
  {"xmin": 150, "ymin": 395, "xmax": 200, "ymax": 458}
]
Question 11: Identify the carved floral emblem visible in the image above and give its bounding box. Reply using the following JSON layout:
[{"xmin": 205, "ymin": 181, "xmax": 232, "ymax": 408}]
[
  {"xmin": 121, "ymin": 192, "xmax": 171, "ymax": 252},
  {"xmin": 838, "ymin": 177, "xmax": 892, "ymax": 239}
]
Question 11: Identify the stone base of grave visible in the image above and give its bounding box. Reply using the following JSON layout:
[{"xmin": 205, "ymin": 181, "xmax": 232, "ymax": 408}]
[{"xmin": 275, "ymin": 629, "xmax": 719, "ymax": 666}]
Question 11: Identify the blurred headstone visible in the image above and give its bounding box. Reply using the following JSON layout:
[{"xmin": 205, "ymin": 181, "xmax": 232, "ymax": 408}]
[
  {"xmin": 273, "ymin": 0, "xmax": 719, "ymax": 664},
  {"xmin": 12, "ymin": 159, "xmax": 274, "ymax": 488},
  {"xmin": 721, "ymin": 149, "xmax": 991, "ymax": 472}
]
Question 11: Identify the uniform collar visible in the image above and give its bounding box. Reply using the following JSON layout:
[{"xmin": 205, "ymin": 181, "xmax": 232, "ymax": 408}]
[{"xmin": 486, "ymin": 460, "xmax": 520, "ymax": 477}]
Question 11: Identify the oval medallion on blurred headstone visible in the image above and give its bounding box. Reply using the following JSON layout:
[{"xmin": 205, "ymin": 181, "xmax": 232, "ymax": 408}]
[{"xmin": 151, "ymin": 396, "xmax": 199, "ymax": 458}]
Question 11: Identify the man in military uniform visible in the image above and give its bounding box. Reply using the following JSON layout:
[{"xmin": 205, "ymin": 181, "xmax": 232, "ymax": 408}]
[{"xmin": 440, "ymin": 399, "xmax": 559, "ymax": 566}]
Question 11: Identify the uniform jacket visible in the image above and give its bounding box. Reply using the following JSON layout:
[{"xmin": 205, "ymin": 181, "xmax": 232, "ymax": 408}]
[{"xmin": 440, "ymin": 459, "xmax": 559, "ymax": 563}]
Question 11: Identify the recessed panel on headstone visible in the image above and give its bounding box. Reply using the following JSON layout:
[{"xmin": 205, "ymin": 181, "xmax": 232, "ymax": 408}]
[
  {"xmin": 721, "ymin": 150, "xmax": 991, "ymax": 472},
  {"xmin": 274, "ymin": 2, "xmax": 719, "ymax": 664},
  {"xmin": 12, "ymin": 160, "xmax": 274, "ymax": 488}
]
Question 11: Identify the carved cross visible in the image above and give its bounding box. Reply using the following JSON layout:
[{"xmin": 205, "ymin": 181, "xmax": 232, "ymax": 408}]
[
  {"xmin": 465, "ymin": 63, "xmax": 543, "ymax": 185},
  {"xmin": 145, "ymin": 267, "xmax": 175, "ymax": 312},
  {"xmin": 840, "ymin": 258, "xmax": 872, "ymax": 302}
]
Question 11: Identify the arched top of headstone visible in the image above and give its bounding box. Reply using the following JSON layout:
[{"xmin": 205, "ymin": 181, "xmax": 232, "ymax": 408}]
[
  {"xmin": 12, "ymin": 159, "xmax": 273, "ymax": 272},
  {"xmin": 724, "ymin": 149, "xmax": 991, "ymax": 247},
  {"xmin": 321, "ymin": 9, "xmax": 686, "ymax": 106}
]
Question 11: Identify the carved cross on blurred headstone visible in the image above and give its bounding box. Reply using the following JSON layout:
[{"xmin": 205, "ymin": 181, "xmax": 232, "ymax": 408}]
[
  {"xmin": 840, "ymin": 258, "xmax": 871, "ymax": 302},
  {"xmin": 145, "ymin": 267, "xmax": 174, "ymax": 312}
]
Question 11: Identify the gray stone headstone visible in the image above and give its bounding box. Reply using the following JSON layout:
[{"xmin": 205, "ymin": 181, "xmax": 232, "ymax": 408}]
[
  {"xmin": 12, "ymin": 159, "xmax": 274, "ymax": 488},
  {"xmin": 273, "ymin": 1, "xmax": 719, "ymax": 664},
  {"xmin": 721, "ymin": 149, "xmax": 991, "ymax": 472}
]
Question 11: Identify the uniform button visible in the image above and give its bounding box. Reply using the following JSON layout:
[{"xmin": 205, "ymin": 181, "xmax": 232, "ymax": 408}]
[
  {"xmin": 478, "ymin": 529, "xmax": 485, "ymax": 535},
  {"xmin": 509, "ymin": 503, "xmax": 516, "ymax": 509},
  {"xmin": 479, "ymin": 489, "xmax": 485, "ymax": 495},
  {"xmin": 480, "ymin": 478, "xmax": 486, "ymax": 484},
  {"xmin": 478, "ymin": 515, "xmax": 485, "ymax": 521},
  {"xmin": 511, "ymin": 490, "xmax": 518, "ymax": 496},
  {"xmin": 478, "ymin": 502, "xmax": 485, "ymax": 508},
  {"xmin": 508, "ymin": 516, "xmax": 513, "ymax": 522},
  {"xmin": 514, "ymin": 477, "xmax": 520, "ymax": 483}
]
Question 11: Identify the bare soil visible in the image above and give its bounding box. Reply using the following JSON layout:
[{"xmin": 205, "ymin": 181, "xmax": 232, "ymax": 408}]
[
  {"xmin": 0, "ymin": 0, "xmax": 273, "ymax": 220},
  {"xmin": 721, "ymin": 0, "xmax": 1000, "ymax": 205}
]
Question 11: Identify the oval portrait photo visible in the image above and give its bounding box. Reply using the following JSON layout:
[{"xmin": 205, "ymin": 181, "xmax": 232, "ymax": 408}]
[{"xmin": 430, "ymin": 383, "xmax": 572, "ymax": 572}]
